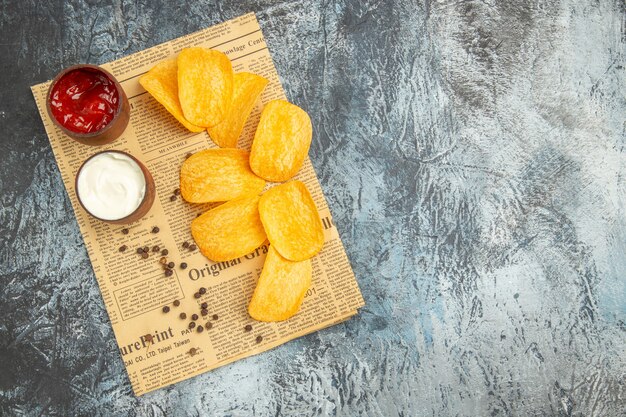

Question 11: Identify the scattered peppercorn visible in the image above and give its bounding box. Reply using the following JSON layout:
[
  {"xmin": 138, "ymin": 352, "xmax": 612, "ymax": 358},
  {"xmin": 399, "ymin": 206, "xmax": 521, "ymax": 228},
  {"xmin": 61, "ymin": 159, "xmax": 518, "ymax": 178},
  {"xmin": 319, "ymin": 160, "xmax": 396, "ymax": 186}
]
[
  {"xmin": 122, "ymin": 228, "xmax": 129, "ymax": 235},
  {"xmin": 199, "ymin": 287, "xmax": 206, "ymax": 295},
  {"xmin": 137, "ymin": 247, "xmax": 144, "ymax": 254},
  {"xmin": 165, "ymin": 269, "xmax": 173, "ymax": 277},
  {"xmin": 162, "ymin": 306, "xmax": 170, "ymax": 313},
  {"xmin": 141, "ymin": 252, "xmax": 149, "ymax": 259},
  {"xmin": 152, "ymin": 245, "xmax": 160, "ymax": 253},
  {"xmin": 173, "ymin": 300, "xmax": 180, "ymax": 307},
  {"xmin": 143, "ymin": 246, "xmax": 149, "ymax": 253},
  {"xmin": 144, "ymin": 334, "xmax": 153, "ymax": 343},
  {"xmin": 188, "ymin": 321, "xmax": 196, "ymax": 329},
  {"xmin": 182, "ymin": 241, "xmax": 190, "ymax": 249},
  {"xmin": 168, "ymin": 262, "xmax": 175, "ymax": 268},
  {"xmin": 205, "ymin": 322, "xmax": 212, "ymax": 329},
  {"xmin": 188, "ymin": 347, "xmax": 198, "ymax": 356},
  {"xmin": 159, "ymin": 257, "xmax": 167, "ymax": 265},
  {"xmin": 201, "ymin": 309, "xmax": 208, "ymax": 316},
  {"xmin": 201, "ymin": 302, "xmax": 208, "ymax": 309},
  {"xmin": 189, "ymin": 244, "xmax": 197, "ymax": 251},
  {"xmin": 256, "ymin": 335, "xmax": 263, "ymax": 343},
  {"xmin": 179, "ymin": 312, "xmax": 187, "ymax": 320},
  {"xmin": 174, "ymin": 188, "xmax": 181, "ymax": 196},
  {"xmin": 180, "ymin": 262, "xmax": 188, "ymax": 269},
  {"xmin": 191, "ymin": 314, "xmax": 199, "ymax": 321},
  {"xmin": 196, "ymin": 325, "xmax": 204, "ymax": 333},
  {"xmin": 194, "ymin": 292, "xmax": 201, "ymax": 299},
  {"xmin": 212, "ymin": 314, "xmax": 218, "ymax": 321},
  {"xmin": 119, "ymin": 245, "xmax": 127, "ymax": 252},
  {"xmin": 170, "ymin": 195, "xmax": 177, "ymax": 202},
  {"xmin": 244, "ymin": 324, "xmax": 252, "ymax": 332},
  {"xmin": 151, "ymin": 226, "xmax": 160, "ymax": 233}
]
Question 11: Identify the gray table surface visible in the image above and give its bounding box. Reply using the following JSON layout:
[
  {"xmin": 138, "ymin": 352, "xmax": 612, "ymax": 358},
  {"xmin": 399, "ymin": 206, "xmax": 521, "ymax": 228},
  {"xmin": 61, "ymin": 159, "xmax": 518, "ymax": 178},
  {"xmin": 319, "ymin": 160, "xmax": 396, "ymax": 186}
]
[{"xmin": 1, "ymin": 1, "xmax": 625, "ymax": 416}]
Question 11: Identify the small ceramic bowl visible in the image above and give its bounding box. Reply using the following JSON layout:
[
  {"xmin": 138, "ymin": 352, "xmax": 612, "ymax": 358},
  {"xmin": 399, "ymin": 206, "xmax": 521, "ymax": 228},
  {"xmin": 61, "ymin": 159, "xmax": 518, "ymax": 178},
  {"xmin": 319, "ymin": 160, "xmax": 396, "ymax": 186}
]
[
  {"xmin": 75, "ymin": 150, "xmax": 155, "ymax": 224},
  {"xmin": 46, "ymin": 64, "xmax": 130, "ymax": 146}
]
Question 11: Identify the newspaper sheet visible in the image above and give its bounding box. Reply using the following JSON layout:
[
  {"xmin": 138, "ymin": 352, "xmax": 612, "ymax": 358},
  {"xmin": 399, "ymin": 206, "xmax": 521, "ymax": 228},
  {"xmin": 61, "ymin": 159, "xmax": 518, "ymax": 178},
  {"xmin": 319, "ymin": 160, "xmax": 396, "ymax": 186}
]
[{"xmin": 31, "ymin": 12, "xmax": 364, "ymax": 396}]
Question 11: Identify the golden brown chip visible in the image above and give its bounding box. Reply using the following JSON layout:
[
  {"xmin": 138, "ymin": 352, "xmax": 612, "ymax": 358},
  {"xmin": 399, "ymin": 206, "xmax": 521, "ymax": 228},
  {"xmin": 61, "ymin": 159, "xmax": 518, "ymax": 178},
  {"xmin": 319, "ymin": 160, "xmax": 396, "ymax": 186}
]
[
  {"xmin": 258, "ymin": 181, "xmax": 324, "ymax": 261},
  {"xmin": 248, "ymin": 246, "xmax": 312, "ymax": 322},
  {"xmin": 139, "ymin": 58, "xmax": 204, "ymax": 132},
  {"xmin": 207, "ymin": 72, "xmax": 269, "ymax": 148},
  {"xmin": 180, "ymin": 149, "xmax": 266, "ymax": 203},
  {"xmin": 177, "ymin": 47, "xmax": 233, "ymax": 127},
  {"xmin": 191, "ymin": 195, "xmax": 266, "ymax": 262},
  {"xmin": 249, "ymin": 100, "xmax": 313, "ymax": 182}
]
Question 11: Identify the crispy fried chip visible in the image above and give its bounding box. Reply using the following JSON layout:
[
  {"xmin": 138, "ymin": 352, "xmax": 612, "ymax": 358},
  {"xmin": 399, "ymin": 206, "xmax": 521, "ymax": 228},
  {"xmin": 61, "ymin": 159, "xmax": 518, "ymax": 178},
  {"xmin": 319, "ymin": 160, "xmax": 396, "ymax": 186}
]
[
  {"xmin": 191, "ymin": 195, "xmax": 266, "ymax": 262},
  {"xmin": 180, "ymin": 149, "xmax": 266, "ymax": 203},
  {"xmin": 258, "ymin": 181, "xmax": 324, "ymax": 261},
  {"xmin": 248, "ymin": 246, "xmax": 312, "ymax": 322},
  {"xmin": 207, "ymin": 72, "xmax": 269, "ymax": 148},
  {"xmin": 139, "ymin": 59, "xmax": 204, "ymax": 132},
  {"xmin": 178, "ymin": 47, "xmax": 233, "ymax": 127},
  {"xmin": 249, "ymin": 100, "xmax": 313, "ymax": 182}
]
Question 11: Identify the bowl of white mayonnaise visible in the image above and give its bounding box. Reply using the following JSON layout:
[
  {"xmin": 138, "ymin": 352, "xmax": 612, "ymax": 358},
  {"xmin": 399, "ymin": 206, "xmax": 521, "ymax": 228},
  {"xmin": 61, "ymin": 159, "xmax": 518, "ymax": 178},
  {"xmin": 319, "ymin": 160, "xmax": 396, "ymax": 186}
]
[{"xmin": 74, "ymin": 150, "xmax": 155, "ymax": 224}]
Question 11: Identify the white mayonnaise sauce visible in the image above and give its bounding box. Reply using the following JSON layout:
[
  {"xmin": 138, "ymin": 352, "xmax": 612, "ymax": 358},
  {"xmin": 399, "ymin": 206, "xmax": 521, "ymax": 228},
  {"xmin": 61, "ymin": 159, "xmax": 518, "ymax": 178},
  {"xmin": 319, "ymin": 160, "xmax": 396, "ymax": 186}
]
[{"xmin": 77, "ymin": 152, "xmax": 146, "ymax": 220}]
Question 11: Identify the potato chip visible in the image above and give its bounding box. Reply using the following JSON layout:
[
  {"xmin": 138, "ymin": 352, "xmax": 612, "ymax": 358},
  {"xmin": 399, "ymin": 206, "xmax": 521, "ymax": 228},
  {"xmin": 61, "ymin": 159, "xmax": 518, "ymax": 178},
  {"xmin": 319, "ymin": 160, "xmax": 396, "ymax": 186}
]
[
  {"xmin": 258, "ymin": 181, "xmax": 324, "ymax": 261},
  {"xmin": 191, "ymin": 195, "xmax": 266, "ymax": 262},
  {"xmin": 207, "ymin": 72, "xmax": 269, "ymax": 148},
  {"xmin": 139, "ymin": 58, "xmax": 204, "ymax": 132},
  {"xmin": 248, "ymin": 246, "xmax": 311, "ymax": 322},
  {"xmin": 249, "ymin": 100, "xmax": 313, "ymax": 182},
  {"xmin": 178, "ymin": 47, "xmax": 233, "ymax": 127},
  {"xmin": 180, "ymin": 149, "xmax": 265, "ymax": 203}
]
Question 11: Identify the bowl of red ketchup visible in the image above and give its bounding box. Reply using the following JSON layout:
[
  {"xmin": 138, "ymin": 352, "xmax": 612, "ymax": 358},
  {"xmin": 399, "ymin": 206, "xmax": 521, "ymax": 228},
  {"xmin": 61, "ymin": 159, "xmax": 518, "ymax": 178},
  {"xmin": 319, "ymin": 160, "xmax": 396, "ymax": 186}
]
[{"xmin": 46, "ymin": 64, "xmax": 130, "ymax": 145}]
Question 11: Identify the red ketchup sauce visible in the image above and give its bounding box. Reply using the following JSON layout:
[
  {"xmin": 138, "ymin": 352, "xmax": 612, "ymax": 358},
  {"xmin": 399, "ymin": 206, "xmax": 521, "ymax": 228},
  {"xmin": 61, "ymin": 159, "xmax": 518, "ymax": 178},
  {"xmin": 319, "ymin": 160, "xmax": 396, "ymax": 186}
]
[{"xmin": 49, "ymin": 68, "xmax": 119, "ymax": 134}]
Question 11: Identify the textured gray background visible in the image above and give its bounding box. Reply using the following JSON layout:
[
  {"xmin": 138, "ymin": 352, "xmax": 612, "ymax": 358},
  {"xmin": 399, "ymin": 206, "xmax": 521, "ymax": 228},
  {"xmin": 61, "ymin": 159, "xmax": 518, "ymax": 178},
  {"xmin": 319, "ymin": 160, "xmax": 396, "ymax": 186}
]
[{"xmin": 1, "ymin": 0, "xmax": 625, "ymax": 416}]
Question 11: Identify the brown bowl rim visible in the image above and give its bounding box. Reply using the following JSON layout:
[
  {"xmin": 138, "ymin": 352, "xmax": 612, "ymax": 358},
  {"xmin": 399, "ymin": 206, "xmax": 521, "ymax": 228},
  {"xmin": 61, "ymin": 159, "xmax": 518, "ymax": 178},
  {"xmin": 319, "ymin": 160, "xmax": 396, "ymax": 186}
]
[
  {"xmin": 74, "ymin": 150, "xmax": 154, "ymax": 224},
  {"xmin": 46, "ymin": 64, "xmax": 126, "ymax": 140}
]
